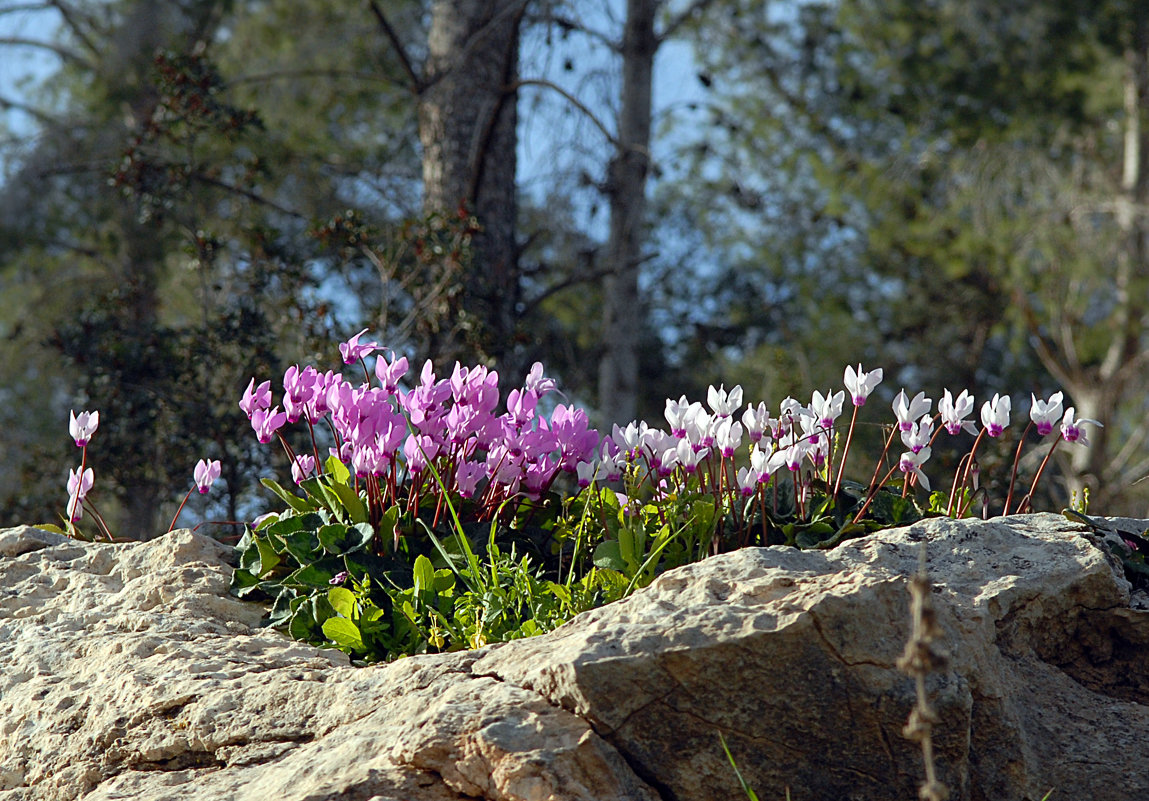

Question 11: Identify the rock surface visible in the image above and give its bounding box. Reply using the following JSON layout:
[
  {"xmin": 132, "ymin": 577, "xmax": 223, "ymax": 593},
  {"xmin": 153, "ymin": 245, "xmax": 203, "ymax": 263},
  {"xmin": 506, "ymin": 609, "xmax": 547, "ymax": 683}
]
[{"xmin": 1, "ymin": 514, "xmax": 1148, "ymax": 801}]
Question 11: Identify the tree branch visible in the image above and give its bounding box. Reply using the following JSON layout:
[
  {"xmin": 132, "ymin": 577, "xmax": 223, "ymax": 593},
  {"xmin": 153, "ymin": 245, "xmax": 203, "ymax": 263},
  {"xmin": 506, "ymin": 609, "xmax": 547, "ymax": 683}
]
[
  {"xmin": 0, "ymin": 93, "xmax": 60, "ymax": 126},
  {"xmin": 657, "ymin": 0, "xmax": 718, "ymax": 44},
  {"xmin": 0, "ymin": 3, "xmax": 53, "ymax": 16},
  {"xmin": 367, "ymin": 0, "xmax": 422, "ymax": 93},
  {"xmin": 0, "ymin": 36, "xmax": 91, "ymax": 68},
  {"xmin": 511, "ymin": 78, "xmax": 618, "ymax": 146},
  {"xmin": 226, "ymin": 68, "xmax": 400, "ymax": 90},
  {"xmin": 529, "ymin": 11, "xmax": 617, "ymax": 52},
  {"xmin": 188, "ymin": 172, "xmax": 305, "ymax": 219},
  {"xmin": 521, "ymin": 251, "xmax": 658, "ymax": 317},
  {"xmin": 48, "ymin": 0, "xmax": 100, "ymax": 57}
]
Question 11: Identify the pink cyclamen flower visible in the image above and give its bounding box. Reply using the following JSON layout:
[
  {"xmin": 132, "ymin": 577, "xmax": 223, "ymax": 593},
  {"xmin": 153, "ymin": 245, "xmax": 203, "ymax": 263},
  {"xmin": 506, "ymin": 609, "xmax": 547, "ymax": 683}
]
[
  {"xmin": 291, "ymin": 454, "xmax": 316, "ymax": 485},
  {"xmin": 1060, "ymin": 407, "xmax": 1102, "ymax": 446},
  {"xmin": 375, "ymin": 354, "xmax": 409, "ymax": 394},
  {"xmin": 455, "ymin": 460, "xmax": 487, "ymax": 498},
  {"xmin": 339, "ymin": 328, "xmax": 379, "ymax": 364},
  {"xmin": 524, "ymin": 362, "xmax": 557, "ymax": 395},
  {"xmin": 844, "ymin": 364, "xmax": 883, "ymax": 406},
  {"xmin": 714, "ymin": 417, "xmax": 743, "ymax": 458},
  {"xmin": 980, "ymin": 394, "xmax": 1011, "ymax": 437},
  {"xmin": 576, "ymin": 460, "xmax": 606, "ymax": 488},
  {"xmin": 69, "ymin": 410, "xmax": 99, "ymax": 447},
  {"xmin": 810, "ymin": 389, "xmax": 845, "ymax": 430},
  {"xmin": 66, "ymin": 466, "xmax": 94, "ymax": 522},
  {"xmin": 1029, "ymin": 391, "xmax": 1064, "ymax": 437},
  {"xmin": 939, "ymin": 389, "xmax": 977, "ymax": 436},
  {"xmin": 194, "ymin": 459, "xmax": 221, "ymax": 494},
  {"xmin": 892, "ymin": 390, "xmax": 932, "ymax": 432},
  {"xmin": 707, "ymin": 384, "xmax": 744, "ymax": 417},
  {"xmin": 900, "ymin": 416, "xmax": 933, "ymax": 454},
  {"xmin": 329, "ymin": 571, "xmax": 349, "ymax": 586},
  {"xmin": 251, "ymin": 406, "xmax": 288, "ymax": 444},
  {"xmin": 741, "ymin": 402, "xmax": 775, "ymax": 444},
  {"xmin": 239, "ymin": 379, "xmax": 272, "ymax": 418},
  {"xmin": 898, "ymin": 447, "xmax": 932, "ymax": 491}
]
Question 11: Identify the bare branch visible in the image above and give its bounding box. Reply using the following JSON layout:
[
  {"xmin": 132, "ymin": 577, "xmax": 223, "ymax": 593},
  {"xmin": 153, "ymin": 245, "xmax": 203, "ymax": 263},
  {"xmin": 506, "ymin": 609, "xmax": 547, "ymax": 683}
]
[
  {"xmin": 529, "ymin": 11, "xmax": 617, "ymax": 52},
  {"xmin": 188, "ymin": 172, "xmax": 305, "ymax": 219},
  {"xmin": 511, "ymin": 78, "xmax": 618, "ymax": 145},
  {"xmin": 0, "ymin": 3, "xmax": 53, "ymax": 16},
  {"xmin": 0, "ymin": 35, "xmax": 91, "ymax": 69},
  {"xmin": 0, "ymin": 93, "xmax": 60, "ymax": 126},
  {"xmin": 226, "ymin": 68, "xmax": 400, "ymax": 90},
  {"xmin": 48, "ymin": 0, "xmax": 99, "ymax": 57},
  {"xmin": 367, "ymin": 0, "xmax": 422, "ymax": 93},
  {"xmin": 520, "ymin": 261, "xmax": 618, "ymax": 316},
  {"xmin": 657, "ymin": 0, "xmax": 718, "ymax": 44}
]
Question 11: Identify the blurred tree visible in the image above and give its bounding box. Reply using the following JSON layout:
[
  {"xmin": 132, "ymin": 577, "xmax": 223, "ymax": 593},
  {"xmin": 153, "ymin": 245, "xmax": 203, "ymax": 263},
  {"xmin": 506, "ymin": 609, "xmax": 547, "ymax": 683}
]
[
  {"xmin": 0, "ymin": 0, "xmax": 425, "ymax": 537},
  {"xmin": 672, "ymin": 0, "xmax": 1149, "ymax": 512}
]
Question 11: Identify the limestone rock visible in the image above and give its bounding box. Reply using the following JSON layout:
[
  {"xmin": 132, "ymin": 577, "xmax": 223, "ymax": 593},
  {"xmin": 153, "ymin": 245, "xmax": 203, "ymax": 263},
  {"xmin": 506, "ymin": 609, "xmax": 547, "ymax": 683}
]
[{"xmin": 1, "ymin": 513, "xmax": 1147, "ymax": 801}]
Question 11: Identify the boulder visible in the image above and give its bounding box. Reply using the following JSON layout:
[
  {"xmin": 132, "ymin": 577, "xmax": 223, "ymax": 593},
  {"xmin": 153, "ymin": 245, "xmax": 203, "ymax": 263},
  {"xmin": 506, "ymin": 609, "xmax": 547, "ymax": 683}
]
[{"xmin": 0, "ymin": 513, "xmax": 1146, "ymax": 801}]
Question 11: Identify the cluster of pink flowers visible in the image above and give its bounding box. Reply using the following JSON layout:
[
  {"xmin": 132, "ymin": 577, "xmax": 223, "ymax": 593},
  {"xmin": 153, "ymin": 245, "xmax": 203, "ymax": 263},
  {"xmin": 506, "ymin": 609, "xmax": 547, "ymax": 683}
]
[
  {"xmin": 581, "ymin": 363, "xmax": 1101, "ymax": 519},
  {"xmin": 242, "ymin": 332, "xmax": 1104, "ymax": 523},
  {"xmin": 239, "ymin": 336, "xmax": 601, "ymax": 509}
]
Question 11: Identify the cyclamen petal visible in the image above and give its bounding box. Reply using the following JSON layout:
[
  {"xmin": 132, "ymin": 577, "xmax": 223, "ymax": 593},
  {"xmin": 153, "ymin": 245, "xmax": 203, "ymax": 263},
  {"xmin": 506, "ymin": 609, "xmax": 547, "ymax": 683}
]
[
  {"xmin": 69, "ymin": 410, "xmax": 99, "ymax": 447},
  {"xmin": 194, "ymin": 459, "xmax": 221, "ymax": 494},
  {"xmin": 844, "ymin": 364, "xmax": 883, "ymax": 406},
  {"xmin": 1029, "ymin": 391, "xmax": 1064, "ymax": 437}
]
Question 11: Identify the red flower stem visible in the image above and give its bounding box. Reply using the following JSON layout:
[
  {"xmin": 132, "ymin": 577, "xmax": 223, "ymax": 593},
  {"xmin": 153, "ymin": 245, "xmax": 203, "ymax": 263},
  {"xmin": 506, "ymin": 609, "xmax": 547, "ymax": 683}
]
[
  {"xmin": 1004, "ymin": 422, "xmax": 1033, "ymax": 514},
  {"xmin": 168, "ymin": 487, "xmax": 195, "ymax": 532},
  {"xmin": 865, "ymin": 425, "xmax": 900, "ymax": 496},
  {"xmin": 851, "ymin": 463, "xmax": 902, "ymax": 524},
  {"xmin": 832, "ymin": 406, "xmax": 859, "ymax": 498},
  {"xmin": 304, "ymin": 413, "xmax": 323, "ymax": 474},
  {"xmin": 1017, "ymin": 436, "xmax": 1062, "ymax": 514},
  {"xmin": 948, "ymin": 428, "xmax": 987, "ymax": 515}
]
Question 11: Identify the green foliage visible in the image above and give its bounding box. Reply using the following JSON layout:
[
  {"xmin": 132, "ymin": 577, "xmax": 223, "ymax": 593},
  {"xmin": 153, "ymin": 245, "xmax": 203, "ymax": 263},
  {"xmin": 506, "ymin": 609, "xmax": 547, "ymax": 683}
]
[{"xmin": 231, "ymin": 457, "xmax": 625, "ymax": 663}]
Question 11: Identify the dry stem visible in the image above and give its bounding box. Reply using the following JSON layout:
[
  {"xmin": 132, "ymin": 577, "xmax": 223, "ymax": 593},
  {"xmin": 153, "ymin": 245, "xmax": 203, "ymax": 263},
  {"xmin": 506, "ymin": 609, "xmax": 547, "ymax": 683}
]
[{"xmin": 897, "ymin": 544, "xmax": 950, "ymax": 801}]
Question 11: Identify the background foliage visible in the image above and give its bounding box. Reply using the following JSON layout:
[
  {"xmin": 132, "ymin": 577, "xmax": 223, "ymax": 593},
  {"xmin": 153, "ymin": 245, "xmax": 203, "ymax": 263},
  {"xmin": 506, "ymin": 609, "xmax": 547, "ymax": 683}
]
[{"xmin": 1, "ymin": 0, "xmax": 1147, "ymax": 537}]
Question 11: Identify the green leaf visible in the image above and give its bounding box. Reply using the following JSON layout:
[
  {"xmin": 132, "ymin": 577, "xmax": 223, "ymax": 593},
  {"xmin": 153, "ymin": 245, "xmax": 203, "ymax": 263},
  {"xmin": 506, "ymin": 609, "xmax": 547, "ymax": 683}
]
[
  {"xmin": 288, "ymin": 599, "xmax": 323, "ymax": 642},
  {"xmin": 328, "ymin": 482, "xmax": 368, "ymax": 524},
  {"xmin": 229, "ymin": 568, "xmax": 261, "ymax": 597},
  {"xmin": 328, "ymin": 585, "xmax": 357, "ymax": 619},
  {"xmin": 300, "ymin": 476, "xmax": 347, "ymax": 523},
  {"xmin": 318, "ymin": 522, "xmax": 374, "ymax": 556},
  {"xmin": 325, "ymin": 456, "xmax": 351, "ymax": 485},
  {"xmin": 261, "ymin": 478, "xmax": 314, "ymax": 514},
  {"xmin": 413, "ymin": 554, "xmax": 435, "ymax": 595},
  {"xmin": 280, "ymin": 529, "xmax": 322, "ymax": 564},
  {"xmin": 255, "ymin": 536, "xmax": 282, "ymax": 577},
  {"xmin": 282, "ymin": 557, "xmax": 344, "ymax": 589},
  {"xmin": 794, "ymin": 522, "xmax": 836, "ymax": 549},
  {"xmin": 592, "ymin": 540, "xmax": 626, "ymax": 571},
  {"xmin": 322, "ymin": 616, "xmax": 365, "ymax": 652}
]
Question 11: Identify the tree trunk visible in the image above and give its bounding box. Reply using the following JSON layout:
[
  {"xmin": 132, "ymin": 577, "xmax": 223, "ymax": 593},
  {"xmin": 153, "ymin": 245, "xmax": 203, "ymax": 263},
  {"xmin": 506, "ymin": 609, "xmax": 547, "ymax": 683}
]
[
  {"xmin": 598, "ymin": 0, "xmax": 657, "ymax": 427},
  {"xmin": 419, "ymin": 0, "xmax": 523, "ymax": 376}
]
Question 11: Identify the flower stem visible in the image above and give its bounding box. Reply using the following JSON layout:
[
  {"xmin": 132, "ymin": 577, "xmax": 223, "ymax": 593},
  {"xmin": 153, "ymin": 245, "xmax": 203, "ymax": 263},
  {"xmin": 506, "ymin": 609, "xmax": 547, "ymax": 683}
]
[
  {"xmin": 832, "ymin": 405, "xmax": 859, "ymax": 499},
  {"xmin": 1004, "ymin": 422, "xmax": 1033, "ymax": 515},
  {"xmin": 168, "ymin": 487, "xmax": 195, "ymax": 533}
]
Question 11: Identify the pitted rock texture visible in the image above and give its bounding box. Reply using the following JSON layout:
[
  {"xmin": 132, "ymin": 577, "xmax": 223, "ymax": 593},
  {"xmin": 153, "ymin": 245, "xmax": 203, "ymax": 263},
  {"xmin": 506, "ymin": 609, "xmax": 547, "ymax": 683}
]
[{"xmin": 1, "ymin": 514, "xmax": 1147, "ymax": 801}]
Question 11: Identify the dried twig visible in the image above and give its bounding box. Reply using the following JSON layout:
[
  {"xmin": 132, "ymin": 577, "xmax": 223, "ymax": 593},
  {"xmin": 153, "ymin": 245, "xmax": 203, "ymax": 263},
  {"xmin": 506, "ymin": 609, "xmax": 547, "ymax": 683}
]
[{"xmin": 896, "ymin": 544, "xmax": 950, "ymax": 801}]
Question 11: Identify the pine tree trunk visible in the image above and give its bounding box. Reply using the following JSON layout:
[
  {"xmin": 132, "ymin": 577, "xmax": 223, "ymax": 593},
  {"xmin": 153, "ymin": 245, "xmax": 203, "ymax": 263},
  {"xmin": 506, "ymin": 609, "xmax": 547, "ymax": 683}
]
[
  {"xmin": 419, "ymin": 0, "xmax": 523, "ymax": 375},
  {"xmin": 599, "ymin": 0, "xmax": 656, "ymax": 427}
]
